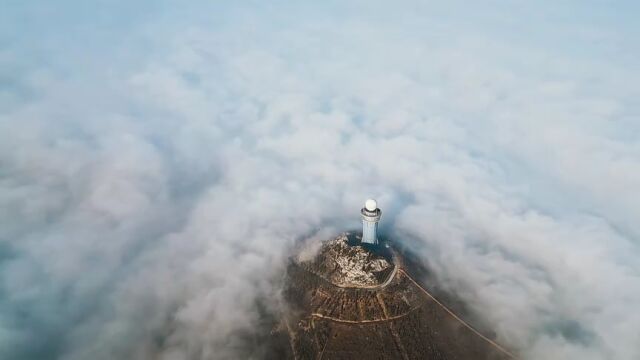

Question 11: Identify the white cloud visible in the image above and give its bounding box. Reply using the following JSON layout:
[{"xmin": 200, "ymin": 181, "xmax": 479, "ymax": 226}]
[{"xmin": 0, "ymin": 1, "xmax": 639, "ymax": 359}]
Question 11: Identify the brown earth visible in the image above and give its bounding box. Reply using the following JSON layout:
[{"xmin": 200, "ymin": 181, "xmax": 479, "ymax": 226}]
[{"xmin": 275, "ymin": 233, "xmax": 516, "ymax": 360}]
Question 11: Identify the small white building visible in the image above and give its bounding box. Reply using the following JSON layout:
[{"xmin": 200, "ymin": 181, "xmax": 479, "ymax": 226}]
[{"xmin": 361, "ymin": 199, "xmax": 381, "ymax": 245}]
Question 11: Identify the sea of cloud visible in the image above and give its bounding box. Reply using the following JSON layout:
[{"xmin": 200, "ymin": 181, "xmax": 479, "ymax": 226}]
[{"xmin": 1, "ymin": 1, "xmax": 639, "ymax": 359}]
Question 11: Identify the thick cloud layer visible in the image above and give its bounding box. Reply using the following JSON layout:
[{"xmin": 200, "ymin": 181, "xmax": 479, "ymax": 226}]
[{"xmin": 1, "ymin": 1, "xmax": 639, "ymax": 359}]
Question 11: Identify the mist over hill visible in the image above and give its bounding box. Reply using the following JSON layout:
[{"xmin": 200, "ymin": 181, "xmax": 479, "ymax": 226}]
[{"xmin": 1, "ymin": 1, "xmax": 639, "ymax": 359}]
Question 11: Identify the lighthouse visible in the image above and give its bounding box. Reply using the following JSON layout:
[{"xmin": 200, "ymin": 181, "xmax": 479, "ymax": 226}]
[{"xmin": 361, "ymin": 199, "xmax": 381, "ymax": 245}]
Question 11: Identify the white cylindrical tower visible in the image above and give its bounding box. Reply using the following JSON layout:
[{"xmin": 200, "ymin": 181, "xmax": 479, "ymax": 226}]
[{"xmin": 361, "ymin": 199, "xmax": 381, "ymax": 245}]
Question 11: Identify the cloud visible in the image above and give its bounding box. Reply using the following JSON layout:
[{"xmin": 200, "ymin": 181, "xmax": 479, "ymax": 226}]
[{"xmin": 1, "ymin": 1, "xmax": 639, "ymax": 359}]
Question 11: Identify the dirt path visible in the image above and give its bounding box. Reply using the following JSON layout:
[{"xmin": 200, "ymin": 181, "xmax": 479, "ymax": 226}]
[{"xmin": 400, "ymin": 269, "xmax": 517, "ymax": 359}]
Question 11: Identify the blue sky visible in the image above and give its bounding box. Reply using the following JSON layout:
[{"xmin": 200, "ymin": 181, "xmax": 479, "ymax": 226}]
[{"xmin": 1, "ymin": 1, "xmax": 639, "ymax": 359}]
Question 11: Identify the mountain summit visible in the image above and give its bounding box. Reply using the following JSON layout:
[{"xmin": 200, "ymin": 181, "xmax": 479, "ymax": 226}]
[{"xmin": 278, "ymin": 233, "xmax": 515, "ymax": 359}]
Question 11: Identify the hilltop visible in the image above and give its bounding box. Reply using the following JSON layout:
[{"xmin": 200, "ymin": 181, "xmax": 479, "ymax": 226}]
[{"xmin": 275, "ymin": 233, "xmax": 515, "ymax": 359}]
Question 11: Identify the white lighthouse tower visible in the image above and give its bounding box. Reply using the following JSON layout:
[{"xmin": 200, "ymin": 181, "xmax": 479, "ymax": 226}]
[{"xmin": 361, "ymin": 199, "xmax": 381, "ymax": 245}]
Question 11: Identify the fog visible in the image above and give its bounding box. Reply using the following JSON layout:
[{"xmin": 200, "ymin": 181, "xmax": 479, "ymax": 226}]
[{"xmin": 1, "ymin": 1, "xmax": 639, "ymax": 359}]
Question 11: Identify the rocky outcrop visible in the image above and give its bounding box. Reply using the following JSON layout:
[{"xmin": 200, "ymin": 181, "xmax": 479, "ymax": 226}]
[{"xmin": 297, "ymin": 233, "xmax": 392, "ymax": 287}]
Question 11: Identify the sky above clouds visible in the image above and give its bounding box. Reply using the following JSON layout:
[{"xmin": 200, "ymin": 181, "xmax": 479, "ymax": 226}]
[{"xmin": 1, "ymin": 1, "xmax": 639, "ymax": 359}]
